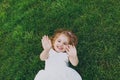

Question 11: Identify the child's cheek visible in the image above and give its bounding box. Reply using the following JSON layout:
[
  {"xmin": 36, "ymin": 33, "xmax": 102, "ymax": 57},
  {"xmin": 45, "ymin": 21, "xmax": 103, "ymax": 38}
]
[{"xmin": 65, "ymin": 45, "xmax": 68, "ymax": 50}]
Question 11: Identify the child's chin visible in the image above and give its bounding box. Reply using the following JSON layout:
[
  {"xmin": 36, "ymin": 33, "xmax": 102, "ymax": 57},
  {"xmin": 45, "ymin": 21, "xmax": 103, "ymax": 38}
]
[
  {"xmin": 56, "ymin": 50, "xmax": 62, "ymax": 53},
  {"xmin": 54, "ymin": 48, "xmax": 65, "ymax": 53},
  {"xmin": 56, "ymin": 49, "xmax": 64, "ymax": 53}
]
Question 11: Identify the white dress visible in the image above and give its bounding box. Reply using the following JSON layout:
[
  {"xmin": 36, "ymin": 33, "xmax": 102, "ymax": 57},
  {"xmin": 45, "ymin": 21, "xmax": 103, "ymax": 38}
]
[{"xmin": 34, "ymin": 49, "xmax": 82, "ymax": 80}]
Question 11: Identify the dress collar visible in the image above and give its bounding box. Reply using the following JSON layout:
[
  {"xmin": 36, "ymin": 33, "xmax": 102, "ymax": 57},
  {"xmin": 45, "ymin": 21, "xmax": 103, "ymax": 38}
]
[{"xmin": 51, "ymin": 48, "xmax": 66, "ymax": 54}]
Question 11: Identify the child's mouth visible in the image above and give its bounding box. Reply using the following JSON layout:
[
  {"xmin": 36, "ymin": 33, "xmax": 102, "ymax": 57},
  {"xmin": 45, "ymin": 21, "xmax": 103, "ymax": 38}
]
[{"xmin": 57, "ymin": 46, "xmax": 63, "ymax": 51}]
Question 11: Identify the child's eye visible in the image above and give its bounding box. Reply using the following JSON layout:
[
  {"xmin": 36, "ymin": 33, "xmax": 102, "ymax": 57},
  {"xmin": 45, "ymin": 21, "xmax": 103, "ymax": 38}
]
[
  {"xmin": 58, "ymin": 40, "xmax": 61, "ymax": 42},
  {"xmin": 64, "ymin": 43, "xmax": 68, "ymax": 45}
]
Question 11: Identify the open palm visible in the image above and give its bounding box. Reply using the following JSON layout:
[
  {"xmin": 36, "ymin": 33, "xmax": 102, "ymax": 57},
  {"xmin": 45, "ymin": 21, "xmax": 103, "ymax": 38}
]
[
  {"xmin": 66, "ymin": 45, "xmax": 77, "ymax": 57},
  {"xmin": 41, "ymin": 35, "xmax": 52, "ymax": 50}
]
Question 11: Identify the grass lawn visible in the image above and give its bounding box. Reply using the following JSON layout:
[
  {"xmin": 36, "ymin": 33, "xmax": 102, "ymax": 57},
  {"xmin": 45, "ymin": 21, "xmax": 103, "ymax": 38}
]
[{"xmin": 0, "ymin": 0, "xmax": 120, "ymax": 80}]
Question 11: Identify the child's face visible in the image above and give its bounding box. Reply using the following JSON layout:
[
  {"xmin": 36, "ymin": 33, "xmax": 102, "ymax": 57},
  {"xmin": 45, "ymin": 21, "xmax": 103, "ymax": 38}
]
[{"xmin": 53, "ymin": 34, "xmax": 69, "ymax": 53}]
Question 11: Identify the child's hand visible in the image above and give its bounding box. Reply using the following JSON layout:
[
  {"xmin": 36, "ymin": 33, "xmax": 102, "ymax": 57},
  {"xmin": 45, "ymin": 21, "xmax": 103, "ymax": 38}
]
[
  {"xmin": 66, "ymin": 45, "xmax": 79, "ymax": 66},
  {"xmin": 41, "ymin": 35, "xmax": 52, "ymax": 51},
  {"xmin": 66, "ymin": 45, "xmax": 77, "ymax": 57}
]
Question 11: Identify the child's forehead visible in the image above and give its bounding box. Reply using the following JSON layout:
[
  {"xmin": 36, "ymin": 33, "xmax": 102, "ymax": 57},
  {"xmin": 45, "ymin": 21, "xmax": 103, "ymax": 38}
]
[
  {"xmin": 57, "ymin": 34, "xmax": 67, "ymax": 38},
  {"xmin": 56, "ymin": 34, "xmax": 69, "ymax": 41}
]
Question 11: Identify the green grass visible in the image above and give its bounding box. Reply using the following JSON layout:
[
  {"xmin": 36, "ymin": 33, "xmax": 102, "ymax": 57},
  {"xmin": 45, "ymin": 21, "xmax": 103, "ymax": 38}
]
[{"xmin": 0, "ymin": 0, "xmax": 120, "ymax": 80}]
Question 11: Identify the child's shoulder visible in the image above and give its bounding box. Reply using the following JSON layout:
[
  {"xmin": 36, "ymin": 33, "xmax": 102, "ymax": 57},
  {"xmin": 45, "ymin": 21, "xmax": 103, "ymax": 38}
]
[
  {"xmin": 49, "ymin": 48, "xmax": 66, "ymax": 54},
  {"xmin": 49, "ymin": 48, "xmax": 56, "ymax": 54}
]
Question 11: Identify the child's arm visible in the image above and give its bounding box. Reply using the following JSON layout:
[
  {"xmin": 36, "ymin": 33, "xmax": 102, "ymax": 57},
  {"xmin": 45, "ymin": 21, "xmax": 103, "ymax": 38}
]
[
  {"xmin": 40, "ymin": 49, "xmax": 50, "ymax": 61},
  {"xmin": 68, "ymin": 54, "xmax": 79, "ymax": 66},
  {"xmin": 66, "ymin": 45, "xmax": 79, "ymax": 66},
  {"xmin": 40, "ymin": 35, "xmax": 52, "ymax": 61}
]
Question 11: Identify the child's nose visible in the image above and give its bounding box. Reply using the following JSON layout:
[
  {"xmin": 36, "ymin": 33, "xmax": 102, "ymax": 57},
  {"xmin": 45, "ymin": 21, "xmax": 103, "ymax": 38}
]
[{"xmin": 59, "ymin": 43, "xmax": 63, "ymax": 46}]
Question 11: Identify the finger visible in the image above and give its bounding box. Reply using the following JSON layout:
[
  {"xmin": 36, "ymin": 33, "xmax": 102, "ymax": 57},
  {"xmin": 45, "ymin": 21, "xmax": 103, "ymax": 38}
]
[
  {"xmin": 41, "ymin": 39, "xmax": 45, "ymax": 49},
  {"xmin": 46, "ymin": 35, "xmax": 50, "ymax": 43},
  {"xmin": 71, "ymin": 45, "xmax": 75, "ymax": 50},
  {"xmin": 46, "ymin": 35, "xmax": 48, "ymax": 41},
  {"xmin": 42, "ymin": 35, "xmax": 47, "ymax": 45},
  {"xmin": 44, "ymin": 35, "xmax": 47, "ymax": 41},
  {"xmin": 68, "ymin": 45, "xmax": 73, "ymax": 50},
  {"xmin": 42, "ymin": 35, "xmax": 46, "ymax": 41},
  {"xmin": 66, "ymin": 47, "xmax": 69, "ymax": 52},
  {"xmin": 66, "ymin": 45, "xmax": 69, "ymax": 50},
  {"xmin": 44, "ymin": 35, "xmax": 49, "ymax": 43},
  {"xmin": 41, "ymin": 36, "xmax": 45, "ymax": 43},
  {"xmin": 66, "ymin": 48, "xmax": 69, "ymax": 54},
  {"xmin": 66, "ymin": 46, "xmax": 71, "ymax": 54},
  {"xmin": 68, "ymin": 45, "xmax": 74, "ymax": 53},
  {"xmin": 49, "ymin": 40, "xmax": 52, "ymax": 46}
]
